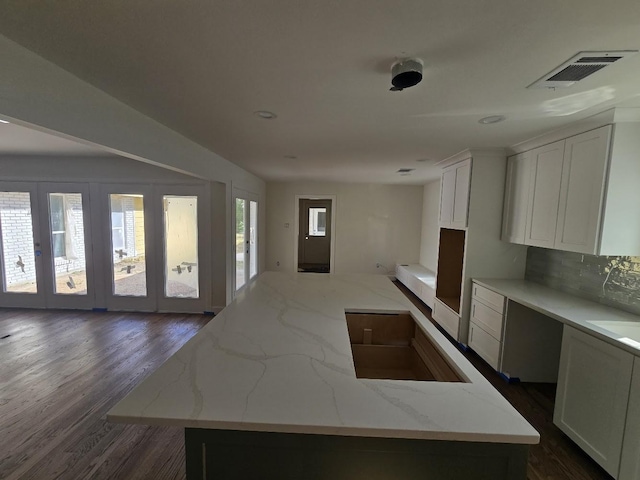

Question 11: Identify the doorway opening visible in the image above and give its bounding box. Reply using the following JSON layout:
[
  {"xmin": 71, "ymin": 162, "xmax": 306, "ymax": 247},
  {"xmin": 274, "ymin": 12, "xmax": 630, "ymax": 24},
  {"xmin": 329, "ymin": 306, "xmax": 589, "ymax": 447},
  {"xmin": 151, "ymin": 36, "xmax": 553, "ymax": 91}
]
[{"xmin": 297, "ymin": 198, "xmax": 332, "ymax": 273}]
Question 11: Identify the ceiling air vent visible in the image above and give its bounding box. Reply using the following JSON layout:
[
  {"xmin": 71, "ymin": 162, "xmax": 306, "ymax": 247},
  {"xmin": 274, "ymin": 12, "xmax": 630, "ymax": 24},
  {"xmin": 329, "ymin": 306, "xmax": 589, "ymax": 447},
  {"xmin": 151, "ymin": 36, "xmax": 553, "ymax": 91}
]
[{"xmin": 528, "ymin": 51, "xmax": 638, "ymax": 89}]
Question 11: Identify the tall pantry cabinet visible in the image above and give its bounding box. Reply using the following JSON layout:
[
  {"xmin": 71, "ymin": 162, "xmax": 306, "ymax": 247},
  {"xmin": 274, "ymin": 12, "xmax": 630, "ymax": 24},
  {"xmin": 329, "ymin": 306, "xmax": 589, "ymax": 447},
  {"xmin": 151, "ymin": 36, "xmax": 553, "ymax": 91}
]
[{"xmin": 432, "ymin": 149, "xmax": 528, "ymax": 345}]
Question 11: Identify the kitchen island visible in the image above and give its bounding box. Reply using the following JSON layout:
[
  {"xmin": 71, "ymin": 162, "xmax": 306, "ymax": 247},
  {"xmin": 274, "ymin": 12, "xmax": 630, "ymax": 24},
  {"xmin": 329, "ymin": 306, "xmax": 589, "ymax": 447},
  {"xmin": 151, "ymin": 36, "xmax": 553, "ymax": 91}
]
[{"xmin": 108, "ymin": 272, "xmax": 538, "ymax": 479}]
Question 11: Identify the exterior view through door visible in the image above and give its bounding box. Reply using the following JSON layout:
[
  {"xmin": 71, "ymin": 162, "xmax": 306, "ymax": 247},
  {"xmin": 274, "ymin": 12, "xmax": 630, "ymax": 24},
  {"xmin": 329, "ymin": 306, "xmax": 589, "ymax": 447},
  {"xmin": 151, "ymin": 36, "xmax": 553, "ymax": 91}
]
[{"xmin": 298, "ymin": 198, "xmax": 331, "ymax": 273}]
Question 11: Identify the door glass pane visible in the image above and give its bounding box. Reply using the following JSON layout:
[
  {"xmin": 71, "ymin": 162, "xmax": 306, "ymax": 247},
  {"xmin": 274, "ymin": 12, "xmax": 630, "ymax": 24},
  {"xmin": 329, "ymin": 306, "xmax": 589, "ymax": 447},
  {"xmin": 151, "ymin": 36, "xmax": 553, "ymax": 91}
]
[
  {"xmin": 0, "ymin": 192, "xmax": 37, "ymax": 293},
  {"xmin": 235, "ymin": 198, "xmax": 246, "ymax": 290},
  {"xmin": 110, "ymin": 194, "xmax": 147, "ymax": 297},
  {"xmin": 309, "ymin": 207, "xmax": 326, "ymax": 236},
  {"xmin": 49, "ymin": 193, "xmax": 87, "ymax": 295},
  {"xmin": 164, "ymin": 195, "xmax": 199, "ymax": 298},
  {"xmin": 249, "ymin": 200, "xmax": 257, "ymax": 279}
]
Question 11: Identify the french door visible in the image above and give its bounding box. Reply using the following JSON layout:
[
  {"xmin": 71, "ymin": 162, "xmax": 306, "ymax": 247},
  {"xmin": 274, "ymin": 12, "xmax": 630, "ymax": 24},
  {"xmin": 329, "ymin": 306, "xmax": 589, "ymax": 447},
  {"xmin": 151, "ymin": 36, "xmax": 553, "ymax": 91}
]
[
  {"xmin": 234, "ymin": 194, "xmax": 258, "ymax": 293},
  {"xmin": 0, "ymin": 182, "xmax": 45, "ymax": 308},
  {"xmin": 0, "ymin": 181, "xmax": 208, "ymax": 313},
  {"xmin": 101, "ymin": 184, "xmax": 156, "ymax": 311},
  {"xmin": 38, "ymin": 183, "xmax": 95, "ymax": 309}
]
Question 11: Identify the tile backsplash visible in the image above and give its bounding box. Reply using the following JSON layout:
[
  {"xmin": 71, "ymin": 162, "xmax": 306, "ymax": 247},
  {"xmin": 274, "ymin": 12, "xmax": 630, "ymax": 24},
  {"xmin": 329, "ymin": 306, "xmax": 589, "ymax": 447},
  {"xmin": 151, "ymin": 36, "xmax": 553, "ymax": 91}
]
[{"xmin": 525, "ymin": 247, "xmax": 640, "ymax": 316}]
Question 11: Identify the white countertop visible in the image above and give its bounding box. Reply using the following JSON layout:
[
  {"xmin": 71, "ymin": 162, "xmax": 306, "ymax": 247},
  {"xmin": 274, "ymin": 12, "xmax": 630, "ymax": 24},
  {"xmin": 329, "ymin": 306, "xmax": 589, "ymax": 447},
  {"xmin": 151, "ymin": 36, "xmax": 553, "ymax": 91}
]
[
  {"xmin": 474, "ymin": 278, "xmax": 640, "ymax": 355},
  {"xmin": 107, "ymin": 272, "xmax": 538, "ymax": 444}
]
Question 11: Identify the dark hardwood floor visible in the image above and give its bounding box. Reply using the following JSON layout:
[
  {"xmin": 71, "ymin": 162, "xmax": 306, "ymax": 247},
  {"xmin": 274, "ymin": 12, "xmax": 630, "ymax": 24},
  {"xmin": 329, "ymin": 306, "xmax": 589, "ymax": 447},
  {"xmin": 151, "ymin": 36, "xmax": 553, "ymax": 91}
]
[
  {"xmin": 0, "ymin": 308, "xmax": 210, "ymax": 480},
  {"xmin": 0, "ymin": 294, "xmax": 615, "ymax": 480},
  {"xmin": 394, "ymin": 280, "xmax": 613, "ymax": 480}
]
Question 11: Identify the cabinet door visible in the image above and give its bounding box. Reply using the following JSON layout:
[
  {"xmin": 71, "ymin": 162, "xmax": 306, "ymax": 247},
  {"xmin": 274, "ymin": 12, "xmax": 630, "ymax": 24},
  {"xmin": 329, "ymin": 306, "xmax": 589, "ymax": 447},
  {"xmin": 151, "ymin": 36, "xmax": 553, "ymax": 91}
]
[
  {"xmin": 501, "ymin": 152, "xmax": 531, "ymax": 244},
  {"xmin": 555, "ymin": 125, "xmax": 611, "ymax": 254},
  {"xmin": 524, "ymin": 140, "xmax": 564, "ymax": 248},
  {"xmin": 554, "ymin": 326, "xmax": 633, "ymax": 477},
  {"xmin": 620, "ymin": 357, "xmax": 640, "ymax": 480},
  {"xmin": 439, "ymin": 168, "xmax": 456, "ymax": 227},
  {"xmin": 451, "ymin": 160, "xmax": 471, "ymax": 229}
]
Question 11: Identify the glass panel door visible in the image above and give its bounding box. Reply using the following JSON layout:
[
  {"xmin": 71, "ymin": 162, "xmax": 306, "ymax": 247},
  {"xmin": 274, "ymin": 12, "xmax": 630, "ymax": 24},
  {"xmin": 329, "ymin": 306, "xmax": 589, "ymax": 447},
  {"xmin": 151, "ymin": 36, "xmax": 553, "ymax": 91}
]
[
  {"xmin": 102, "ymin": 185, "xmax": 156, "ymax": 311},
  {"xmin": 235, "ymin": 198, "xmax": 247, "ymax": 291},
  {"xmin": 0, "ymin": 182, "xmax": 45, "ymax": 308},
  {"xmin": 249, "ymin": 200, "xmax": 258, "ymax": 280},
  {"xmin": 234, "ymin": 195, "xmax": 258, "ymax": 294},
  {"xmin": 39, "ymin": 183, "xmax": 94, "ymax": 309},
  {"xmin": 156, "ymin": 185, "xmax": 207, "ymax": 313}
]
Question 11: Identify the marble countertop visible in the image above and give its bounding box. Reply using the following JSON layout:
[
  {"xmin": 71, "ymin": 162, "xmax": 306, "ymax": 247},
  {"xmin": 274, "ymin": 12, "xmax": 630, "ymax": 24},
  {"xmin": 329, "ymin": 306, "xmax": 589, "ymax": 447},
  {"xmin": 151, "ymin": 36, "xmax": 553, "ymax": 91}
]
[
  {"xmin": 474, "ymin": 278, "xmax": 640, "ymax": 355},
  {"xmin": 107, "ymin": 272, "xmax": 538, "ymax": 444}
]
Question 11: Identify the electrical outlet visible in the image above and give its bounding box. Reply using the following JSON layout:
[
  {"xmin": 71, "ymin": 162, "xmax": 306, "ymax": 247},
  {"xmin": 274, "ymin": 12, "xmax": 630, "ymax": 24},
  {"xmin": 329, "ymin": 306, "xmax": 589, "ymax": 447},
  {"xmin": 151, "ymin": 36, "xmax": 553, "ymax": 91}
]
[{"xmin": 276, "ymin": 261, "xmax": 280, "ymax": 267}]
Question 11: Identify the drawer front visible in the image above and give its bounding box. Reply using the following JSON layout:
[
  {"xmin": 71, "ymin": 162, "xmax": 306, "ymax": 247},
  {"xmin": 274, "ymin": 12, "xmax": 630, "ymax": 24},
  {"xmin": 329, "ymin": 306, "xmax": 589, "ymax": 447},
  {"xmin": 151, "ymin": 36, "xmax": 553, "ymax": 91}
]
[
  {"xmin": 472, "ymin": 283, "xmax": 505, "ymax": 314},
  {"xmin": 471, "ymin": 299, "xmax": 504, "ymax": 341},
  {"xmin": 469, "ymin": 321, "xmax": 501, "ymax": 370},
  {"xmin": 433, "ymin": 299, "xmax": 460, "ymax": 340}
]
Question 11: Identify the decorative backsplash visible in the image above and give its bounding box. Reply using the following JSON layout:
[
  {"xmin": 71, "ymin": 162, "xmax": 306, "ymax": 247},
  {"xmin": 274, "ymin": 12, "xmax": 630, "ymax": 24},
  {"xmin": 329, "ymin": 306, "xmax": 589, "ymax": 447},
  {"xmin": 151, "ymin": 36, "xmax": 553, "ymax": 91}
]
[{"xmin": 525, "ymin": 247, "xmax": 640, "ymax": 316}]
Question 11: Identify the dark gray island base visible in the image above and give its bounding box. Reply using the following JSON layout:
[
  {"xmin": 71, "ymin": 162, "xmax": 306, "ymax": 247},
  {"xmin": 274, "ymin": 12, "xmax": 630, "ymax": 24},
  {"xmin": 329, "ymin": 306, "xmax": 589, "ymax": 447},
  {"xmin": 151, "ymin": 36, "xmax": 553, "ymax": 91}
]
[{"xmin": 185, "ymin": 428, "xmax": 529, "ymax": 479}]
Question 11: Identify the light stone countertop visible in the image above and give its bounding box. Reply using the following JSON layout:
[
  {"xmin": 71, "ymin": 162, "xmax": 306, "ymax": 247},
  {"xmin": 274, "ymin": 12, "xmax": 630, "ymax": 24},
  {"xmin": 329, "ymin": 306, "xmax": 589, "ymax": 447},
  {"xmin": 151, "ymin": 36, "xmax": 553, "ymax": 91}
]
[
  {"xmin": 107, "ymin": 272, "xmax": 538, "ymax": 444},
  {"xmin": 474, "ymin": 278, "xmax": 640, "ymax": 355}
]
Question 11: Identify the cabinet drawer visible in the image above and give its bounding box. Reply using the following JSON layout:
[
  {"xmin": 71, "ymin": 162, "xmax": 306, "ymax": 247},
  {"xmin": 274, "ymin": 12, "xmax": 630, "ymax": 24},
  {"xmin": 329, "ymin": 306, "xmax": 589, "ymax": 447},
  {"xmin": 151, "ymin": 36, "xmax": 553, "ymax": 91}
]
[
  {"xmin": 472, "ymin": 283, "xmax": 505, "ymax": 314},
  {"xmin": 433, "ymin": 299, "xmax": 460, "ymax": 340},
  {"xmin": 471, "ymin": 299, "xmax": 504, "ymax": 341},
  {"xmin": 469, "ymin": 321, "xmax": 501, "ymax": 370}
]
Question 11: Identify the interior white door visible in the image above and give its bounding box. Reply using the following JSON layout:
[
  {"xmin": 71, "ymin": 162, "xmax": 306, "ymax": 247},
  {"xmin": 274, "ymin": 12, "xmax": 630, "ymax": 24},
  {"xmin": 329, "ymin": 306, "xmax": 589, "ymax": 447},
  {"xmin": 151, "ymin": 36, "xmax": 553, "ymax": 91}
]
[
  {"xmin": 156, "ymin": 185, "xmax": 208, "ymax": 313},
  {"xmin": 38, "ymin": 182, "xmax": 95, "ymax": 309},
  {"xmin": 0, "ymin": 182, "xmax": 45, "ymax": 308},
  {"xmin": 101, "ymin": 184, "xmax": 156, "ymax": 312}
]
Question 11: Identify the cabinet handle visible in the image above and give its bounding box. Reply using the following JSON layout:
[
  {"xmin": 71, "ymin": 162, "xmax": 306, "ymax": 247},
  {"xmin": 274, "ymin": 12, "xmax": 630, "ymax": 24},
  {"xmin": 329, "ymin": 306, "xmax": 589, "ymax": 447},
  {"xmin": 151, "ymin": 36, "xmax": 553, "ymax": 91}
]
[{"xmin": 470, "ymin": 326, "xmax": 474, "ymax": 343}]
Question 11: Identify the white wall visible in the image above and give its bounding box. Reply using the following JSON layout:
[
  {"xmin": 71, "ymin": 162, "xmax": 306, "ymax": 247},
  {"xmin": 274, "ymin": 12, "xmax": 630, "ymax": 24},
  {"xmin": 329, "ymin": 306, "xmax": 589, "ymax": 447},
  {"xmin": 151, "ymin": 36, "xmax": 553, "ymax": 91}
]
[
  {"xmin": 419, "ymin": 180, "xmax": 441, "ymax": 272},
  {"xmin": 266, "ymin": 182, "xmax": 423, "ymax": 275}
]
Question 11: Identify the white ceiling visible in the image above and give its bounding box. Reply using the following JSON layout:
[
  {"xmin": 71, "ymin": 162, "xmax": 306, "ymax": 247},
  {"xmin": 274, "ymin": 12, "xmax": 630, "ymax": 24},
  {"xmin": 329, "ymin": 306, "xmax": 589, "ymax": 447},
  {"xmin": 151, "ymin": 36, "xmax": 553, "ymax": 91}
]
[{"xmin": 1, "ymin": 0, "xmax": 640, "ymax": 184}]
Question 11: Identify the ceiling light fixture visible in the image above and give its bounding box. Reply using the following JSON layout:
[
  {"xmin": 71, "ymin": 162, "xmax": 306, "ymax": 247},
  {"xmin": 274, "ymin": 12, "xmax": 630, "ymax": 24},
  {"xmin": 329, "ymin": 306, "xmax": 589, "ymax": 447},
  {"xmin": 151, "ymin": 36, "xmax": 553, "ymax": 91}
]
[
  {"xmin": 478, "ymin": 115, "xmax": 506, "ymax": 124},
  {"xmin": 0, "ymin": 119, "xmax": 10, "ymax": 124},
  {"xmin": 254, "ymin": 111, "xmax": 277, "ymax": 119}
]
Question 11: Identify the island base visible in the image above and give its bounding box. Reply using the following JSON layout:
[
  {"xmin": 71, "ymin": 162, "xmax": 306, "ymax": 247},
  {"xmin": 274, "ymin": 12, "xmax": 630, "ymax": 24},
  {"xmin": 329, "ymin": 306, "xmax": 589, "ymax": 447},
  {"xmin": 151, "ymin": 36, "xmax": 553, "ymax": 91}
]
[{"xmin": 185, "ymin": 428, "xmax": 528, "ymax": 479}]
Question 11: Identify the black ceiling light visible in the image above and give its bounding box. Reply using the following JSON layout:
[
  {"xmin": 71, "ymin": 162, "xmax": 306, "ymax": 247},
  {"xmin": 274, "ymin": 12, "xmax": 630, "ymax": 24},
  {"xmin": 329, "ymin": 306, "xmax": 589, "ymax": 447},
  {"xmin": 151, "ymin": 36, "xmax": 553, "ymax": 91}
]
[{"xmin": 390, "ymin": 58, "xmax": 423, "ymax": 91}]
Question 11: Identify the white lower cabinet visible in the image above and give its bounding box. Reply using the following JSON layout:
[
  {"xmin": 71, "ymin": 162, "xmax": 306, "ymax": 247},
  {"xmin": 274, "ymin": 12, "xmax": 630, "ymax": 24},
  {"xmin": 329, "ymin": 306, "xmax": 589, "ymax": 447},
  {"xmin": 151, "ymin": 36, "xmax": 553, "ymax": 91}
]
[
  {"xmin": 554, "ymin": 326, "xmax": 634, "ymax": 478},
  {"xmin": 432, "ymin": 298, "xmax": 460, "ymax": 340},
  {"xmin": 620, "ymin": 357, "xmax": 640, "ymax": 480}
]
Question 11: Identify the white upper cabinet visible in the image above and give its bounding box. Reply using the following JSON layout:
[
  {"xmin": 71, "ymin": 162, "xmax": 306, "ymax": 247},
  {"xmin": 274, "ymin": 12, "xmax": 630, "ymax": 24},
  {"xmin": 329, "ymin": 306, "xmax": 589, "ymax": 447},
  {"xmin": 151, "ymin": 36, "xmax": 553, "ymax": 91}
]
[
  {"xmin": 555, "ymin": 126, "xmax": 611, "ymax": 254},
  {"xmin": 501, "ymin": 152, "xmax": 531, "ymax": 244},
  {"xmin": 439, "ymin": 158, "xmax": 471, "ymax": 229},
  {"xmin": 502, "ymin": 122, "xmax": 640, "ymax": 255},
  {"xmin": 524, "ymin": 140, "xmax": 564, "ymax": 248}
]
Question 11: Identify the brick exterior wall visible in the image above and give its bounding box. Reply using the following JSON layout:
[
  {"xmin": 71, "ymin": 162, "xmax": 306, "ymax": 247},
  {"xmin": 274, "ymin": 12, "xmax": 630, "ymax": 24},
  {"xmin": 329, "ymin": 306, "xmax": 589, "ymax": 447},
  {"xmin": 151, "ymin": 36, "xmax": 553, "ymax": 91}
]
[
  {"xmin": 525, "ymin": 247, "xmax": 640, "ymax": 316},
  {"xmin": 0, "ymin": 192, "xmax": 37, "ymax": 287}
]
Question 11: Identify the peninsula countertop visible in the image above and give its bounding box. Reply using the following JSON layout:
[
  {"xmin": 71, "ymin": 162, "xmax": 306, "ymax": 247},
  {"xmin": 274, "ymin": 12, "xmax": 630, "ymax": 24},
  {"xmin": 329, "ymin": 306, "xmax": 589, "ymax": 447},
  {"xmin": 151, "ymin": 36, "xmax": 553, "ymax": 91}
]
[
  {"xmin": 474, "ymin": 278, "xmax": 640, "ymax": 356},
  {"xmin": 107, "ymin": 272, "xmax": 538, "ymax": 444}
]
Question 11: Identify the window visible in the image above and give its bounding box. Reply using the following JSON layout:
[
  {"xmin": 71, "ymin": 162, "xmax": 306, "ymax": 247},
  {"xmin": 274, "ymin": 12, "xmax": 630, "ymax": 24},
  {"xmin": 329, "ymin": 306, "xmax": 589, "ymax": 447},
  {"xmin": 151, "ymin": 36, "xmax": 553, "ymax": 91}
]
[
  {"xmin": 50, "ymin": 194, "xmax": 66, "ymax": 258},
  {"xmin": 308, "ymin": 207, "xmax": 326, "ymax": 236},
  {"xmin": 110, "ymin": 196, "xmax": 125, "ymax": 251}
]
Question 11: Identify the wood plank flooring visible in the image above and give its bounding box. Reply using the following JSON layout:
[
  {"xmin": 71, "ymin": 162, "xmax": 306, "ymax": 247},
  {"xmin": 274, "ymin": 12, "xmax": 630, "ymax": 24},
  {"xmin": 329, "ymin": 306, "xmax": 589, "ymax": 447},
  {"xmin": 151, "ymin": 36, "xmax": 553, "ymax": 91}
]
[
  {"xmin": 0, "ymin": 296, "xmax": 616, "ymax": 480},
  {"xmin": 0, "ymin": 308, "xmax": 210, "ymax": 480},
  {"xmin": 394, "ymin": 280, "xmax": 614, "ymax": 480}
]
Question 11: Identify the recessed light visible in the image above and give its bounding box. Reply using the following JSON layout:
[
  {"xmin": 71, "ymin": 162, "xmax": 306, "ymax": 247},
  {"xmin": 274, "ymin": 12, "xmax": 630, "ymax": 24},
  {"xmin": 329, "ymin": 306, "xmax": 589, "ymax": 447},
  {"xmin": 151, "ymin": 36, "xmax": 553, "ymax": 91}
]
[
  {"xmin": 254, "ymin": 111, "xmax": 277, "ymax": 120},
  {"xmin": 397, "ymin": 168, "xmax": 415, "ymax": 174},
  {"xmin": 416, "ymin": 158, "xmax": 433, "ymax": 163},
  {"xmin": 284, "ymin": 155, "xmax": 297, "ymax": 160},
  {"xmin": 0, "ymin": 119, "xmax": 9, "ymax": 124},
  {"xmin": 478, "ymin": 115, "xmax": 506, "ymax": 124}
]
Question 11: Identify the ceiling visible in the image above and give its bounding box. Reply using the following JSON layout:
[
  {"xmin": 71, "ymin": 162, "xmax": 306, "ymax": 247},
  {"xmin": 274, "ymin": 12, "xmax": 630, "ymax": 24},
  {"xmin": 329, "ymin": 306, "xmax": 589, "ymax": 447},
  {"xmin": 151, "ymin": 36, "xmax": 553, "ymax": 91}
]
[{"xmin": 1, "ymin": 0, "xmax": 640, "ymax": 184}]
